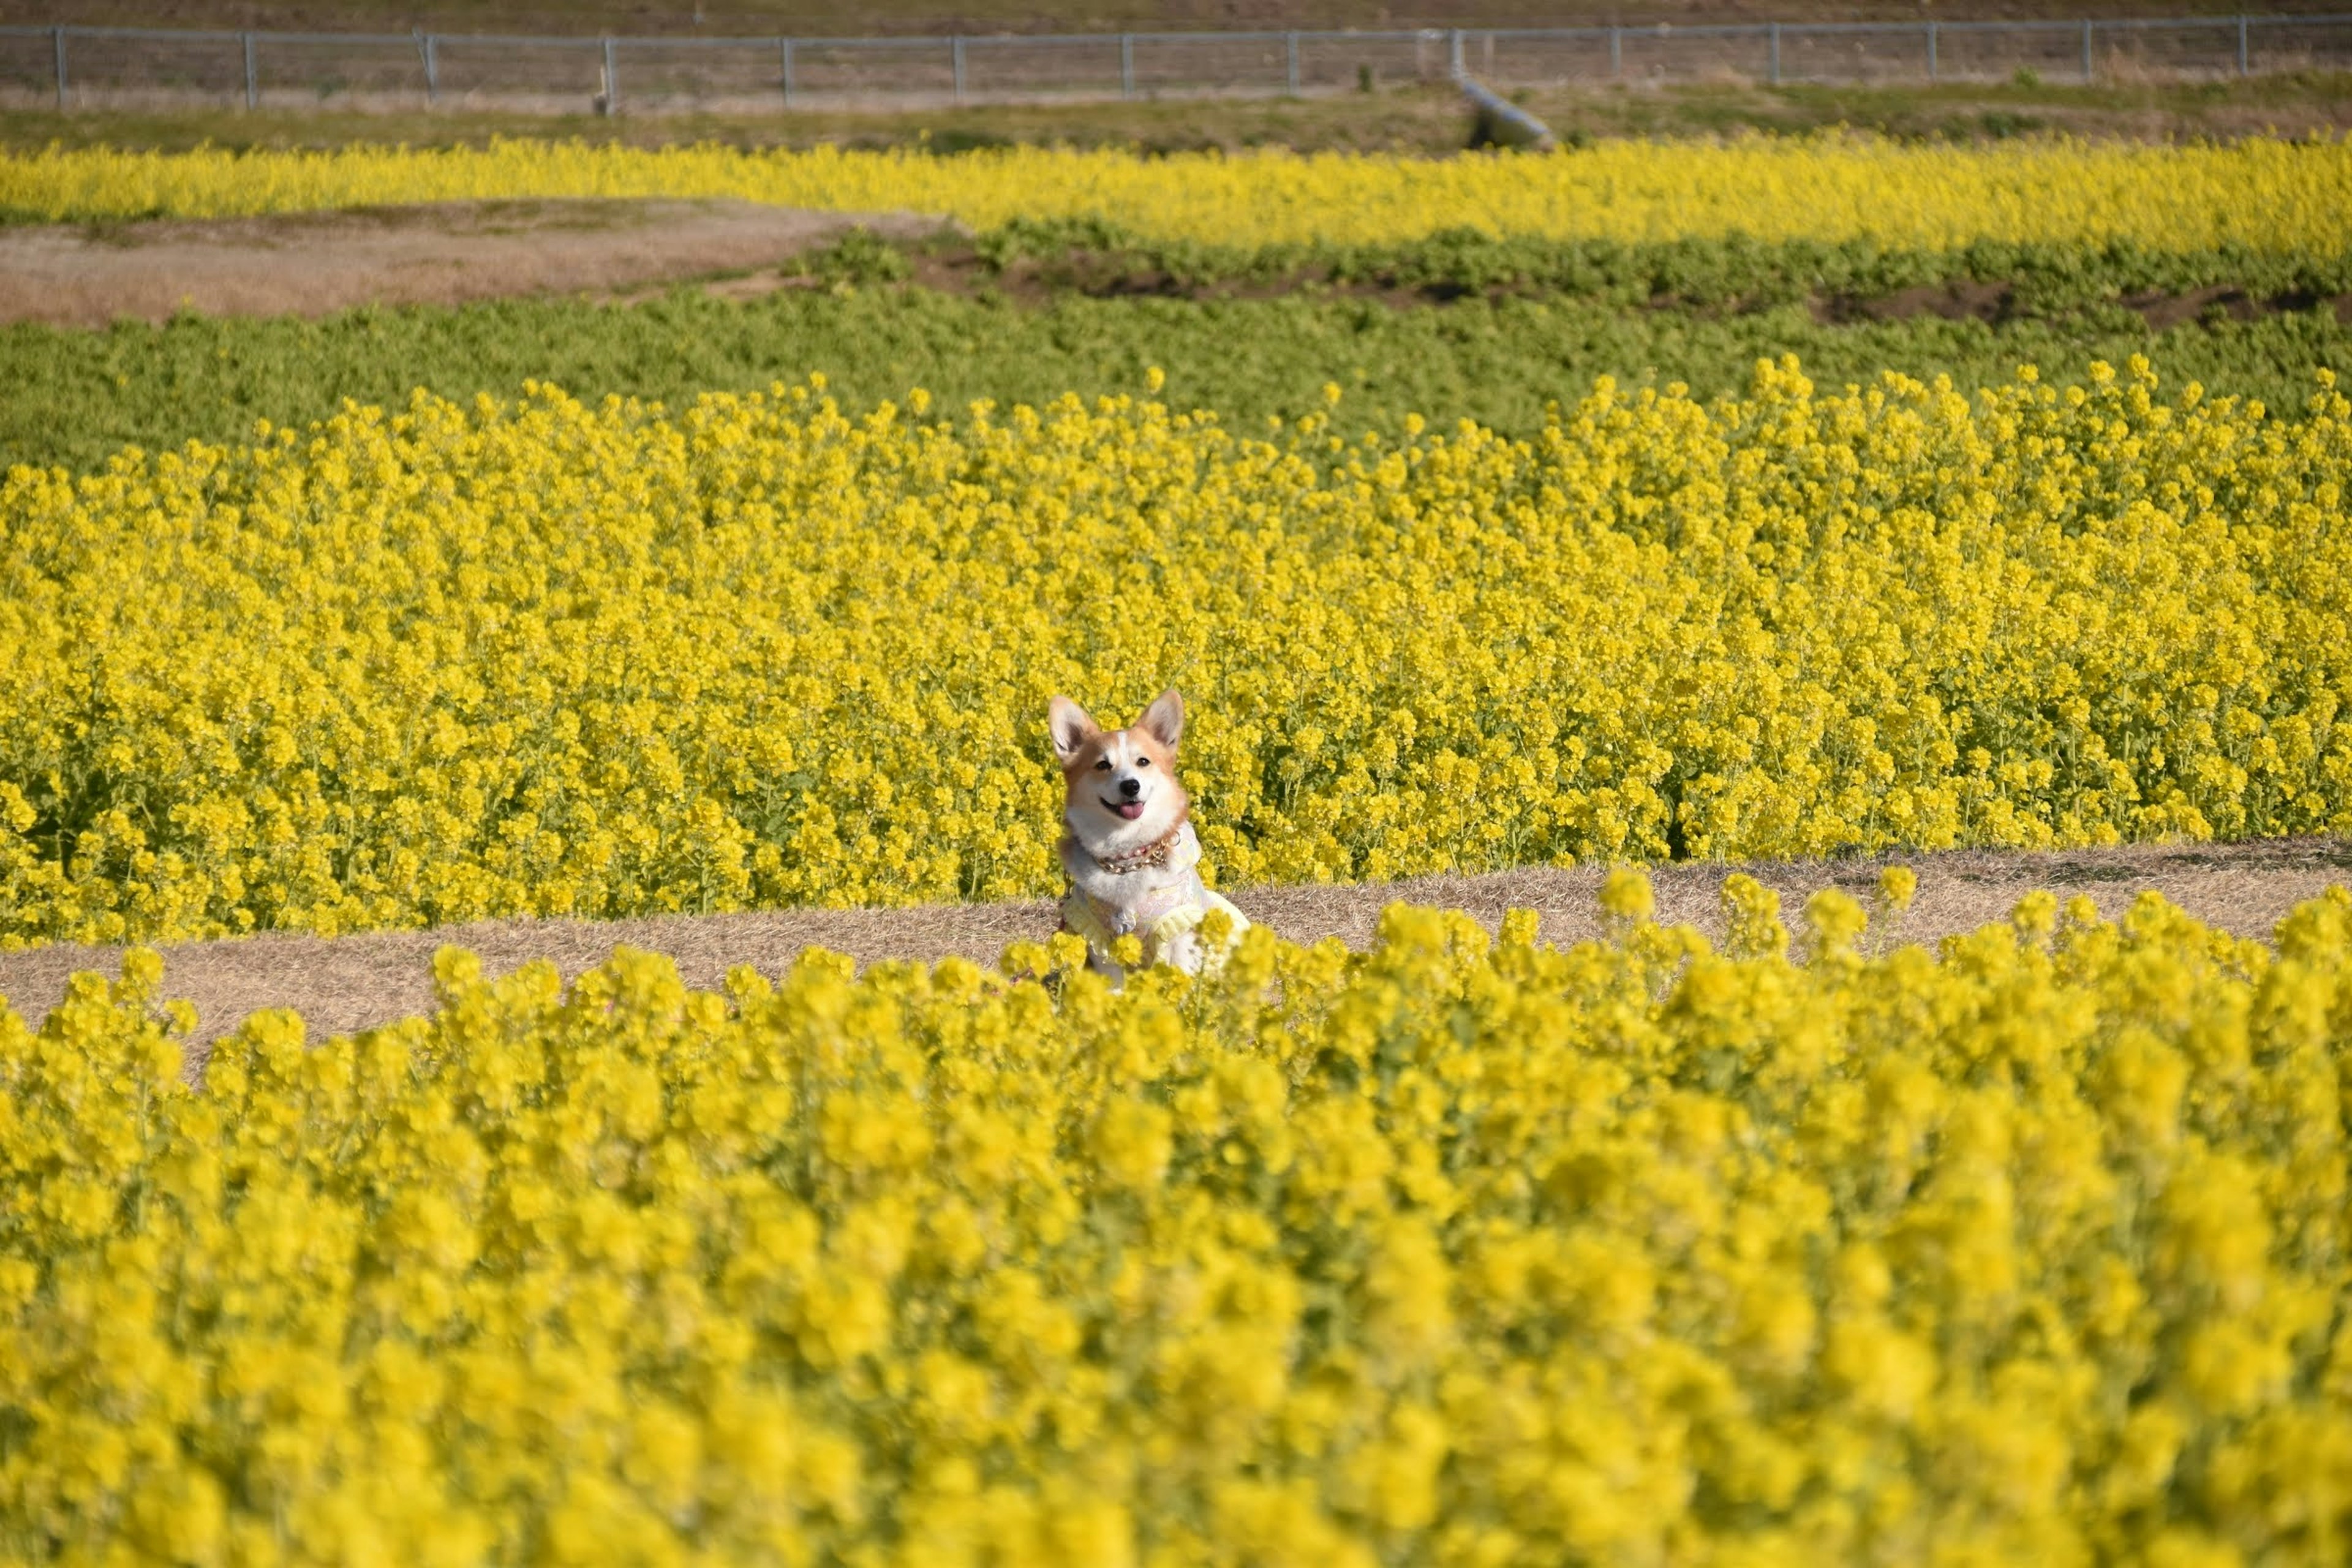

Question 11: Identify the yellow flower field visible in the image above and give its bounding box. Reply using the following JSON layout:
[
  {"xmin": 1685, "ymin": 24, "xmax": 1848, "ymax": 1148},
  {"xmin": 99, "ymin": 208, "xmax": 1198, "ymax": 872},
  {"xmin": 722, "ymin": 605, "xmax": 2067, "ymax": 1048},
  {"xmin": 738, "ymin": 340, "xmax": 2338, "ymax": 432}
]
[
  {"xmin": 5, "ymin": 879, "xmax": 2350, "ymax": 1564},
  {"xmin": 5, "ymin": 358, "xmax": 2351, "ymax": 946},
  {"xmin": 4, "ymin": 134, "xmax": 2350, "ymax": 251}
]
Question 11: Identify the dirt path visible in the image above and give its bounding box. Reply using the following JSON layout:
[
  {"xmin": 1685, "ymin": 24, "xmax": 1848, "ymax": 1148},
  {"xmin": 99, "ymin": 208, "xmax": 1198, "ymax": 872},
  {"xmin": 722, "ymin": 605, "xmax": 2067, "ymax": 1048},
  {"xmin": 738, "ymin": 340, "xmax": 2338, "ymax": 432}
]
[
  {"xmin": 4, "ymin": 837, "xmax": 2346, "ymax": 1049},
  {"xmin": 0, "ymin": 198, "xmax": 949, "ymax": 326}
]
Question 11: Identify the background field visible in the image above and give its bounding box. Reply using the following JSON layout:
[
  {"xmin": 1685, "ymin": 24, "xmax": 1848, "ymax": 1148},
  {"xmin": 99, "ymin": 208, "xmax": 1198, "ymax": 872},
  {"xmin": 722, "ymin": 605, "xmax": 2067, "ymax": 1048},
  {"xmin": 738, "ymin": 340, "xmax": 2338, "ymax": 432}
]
[
  {"xmin": 7, "ymin": 125, "xmax": 2342, "ymax": 959},
  {"xmin": 7, "ymin": 132, "xmax": 2352, "ymax": 949}
]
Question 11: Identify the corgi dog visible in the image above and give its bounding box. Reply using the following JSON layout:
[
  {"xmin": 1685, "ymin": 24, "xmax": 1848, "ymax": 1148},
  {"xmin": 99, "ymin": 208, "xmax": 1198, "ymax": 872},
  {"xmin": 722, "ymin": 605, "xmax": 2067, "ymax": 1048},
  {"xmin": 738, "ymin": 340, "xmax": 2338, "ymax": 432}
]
[{"xmin": 1047, "ymin": 689, "xmax": 1250, "ymax": 978}]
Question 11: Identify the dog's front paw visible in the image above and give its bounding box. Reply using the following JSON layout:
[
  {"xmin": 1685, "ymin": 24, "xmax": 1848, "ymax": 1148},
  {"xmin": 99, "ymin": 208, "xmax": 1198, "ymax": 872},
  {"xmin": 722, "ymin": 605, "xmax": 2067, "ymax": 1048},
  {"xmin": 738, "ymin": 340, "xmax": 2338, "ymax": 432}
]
[{"xmin": 1158, "ymin": 928, "xmax": 1210, "ymax": 977}]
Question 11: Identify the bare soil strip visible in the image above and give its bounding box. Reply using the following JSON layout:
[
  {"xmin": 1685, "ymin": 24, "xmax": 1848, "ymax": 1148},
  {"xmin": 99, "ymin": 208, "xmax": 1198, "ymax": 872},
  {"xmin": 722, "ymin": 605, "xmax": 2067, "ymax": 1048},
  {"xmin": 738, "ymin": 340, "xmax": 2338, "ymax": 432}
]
[
  {"xmin": 3, "ymin": 837, "xmax": 2345, "ymax": 1049},
  {"xmin": 0, "ymin": 199, "xmax": 949, "ymax": 326}
]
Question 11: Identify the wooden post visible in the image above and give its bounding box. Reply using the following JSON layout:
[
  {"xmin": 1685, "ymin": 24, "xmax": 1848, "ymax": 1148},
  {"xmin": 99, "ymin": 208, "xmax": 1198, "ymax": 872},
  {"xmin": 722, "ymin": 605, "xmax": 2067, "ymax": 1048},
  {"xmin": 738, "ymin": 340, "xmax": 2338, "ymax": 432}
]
[
  {"xmin": 1609, "ymin": 24, "xmax": 1621, "ymax": 78},
  {"xmin": 951, "ymin": 35, "xmax": 965, "ymax": 103},
  {"xmin": 1768, "ymin": 21, "xmax": 1781, "ymax": 86},
  {"xmin": 780, "ymin": 37, "xmax": 794, "ymax": 105},
  {"xmin": 53, "ymin": 25, "xmax": 66, "ymax": 110},
  {"xmin": 601, "ymin": 36, "xmax": 617, "ymax": 113},
  {"xmin": 2237, "ymin": 15, "xmax": 2250, "ymax": 75},
  {"xmin": 2080, "ymin": 20, "xmax": 2094, "ymax": 82},
  {"xmin": 1120, "ymin": 33, "xmax": 1134, "ymax": 97},
  {"xmin": 242, "ymin": 31, "xmax": 257, "ymax": 109},
  {"xmin": 1285, "ymin": 31, "xmax": 1299, "ymax": 94}
]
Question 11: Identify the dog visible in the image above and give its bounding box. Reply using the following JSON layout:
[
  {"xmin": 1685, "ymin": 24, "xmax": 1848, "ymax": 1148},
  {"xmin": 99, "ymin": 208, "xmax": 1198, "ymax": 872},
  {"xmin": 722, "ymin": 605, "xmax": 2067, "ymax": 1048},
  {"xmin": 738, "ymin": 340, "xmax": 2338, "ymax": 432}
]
[{"xmin": 1047, "ymin": 689, "xmax": 1250, "ymax": 979}]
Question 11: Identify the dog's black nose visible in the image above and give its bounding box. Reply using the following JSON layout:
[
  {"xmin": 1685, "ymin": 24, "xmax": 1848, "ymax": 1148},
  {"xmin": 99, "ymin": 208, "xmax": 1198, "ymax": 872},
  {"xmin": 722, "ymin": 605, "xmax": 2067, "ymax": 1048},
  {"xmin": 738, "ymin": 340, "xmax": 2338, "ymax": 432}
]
[{"xmin": 1120, "ymin": 777, "xmax": 1143, "ymax": 799}]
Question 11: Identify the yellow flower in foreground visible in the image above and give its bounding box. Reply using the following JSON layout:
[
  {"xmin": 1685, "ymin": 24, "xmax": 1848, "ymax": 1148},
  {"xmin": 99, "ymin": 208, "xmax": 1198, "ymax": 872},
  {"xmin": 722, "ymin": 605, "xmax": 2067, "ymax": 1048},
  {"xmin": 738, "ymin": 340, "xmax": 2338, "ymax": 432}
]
[{"xmin": 2, "ymin": 886, "xmax": 2346, "ymax": 1561}]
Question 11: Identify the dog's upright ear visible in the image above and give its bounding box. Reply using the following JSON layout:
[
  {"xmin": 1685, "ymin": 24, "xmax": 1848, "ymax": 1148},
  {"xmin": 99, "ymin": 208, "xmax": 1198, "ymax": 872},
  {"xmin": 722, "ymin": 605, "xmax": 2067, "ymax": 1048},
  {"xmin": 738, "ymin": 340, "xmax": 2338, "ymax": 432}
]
[
  {"xmin": 1137, "ymin": 689, "xmax": 1185, "ymax": 752},
  {"xmin": 1048, "ymin": 696, "xmax": 1102, "ymax": 767}
]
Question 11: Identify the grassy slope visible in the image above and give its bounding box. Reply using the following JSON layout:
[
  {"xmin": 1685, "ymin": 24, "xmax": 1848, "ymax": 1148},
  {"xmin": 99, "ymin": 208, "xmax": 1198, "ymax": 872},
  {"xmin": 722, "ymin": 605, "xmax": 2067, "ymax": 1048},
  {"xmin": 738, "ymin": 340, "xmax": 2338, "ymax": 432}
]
[
  {"xmin": 8, "ymin": 283, "xmax": 2345, "ymax": 473},
  {"xmin": 5, "ymin": 74, "xmax": 2351, "ymax": 159}
]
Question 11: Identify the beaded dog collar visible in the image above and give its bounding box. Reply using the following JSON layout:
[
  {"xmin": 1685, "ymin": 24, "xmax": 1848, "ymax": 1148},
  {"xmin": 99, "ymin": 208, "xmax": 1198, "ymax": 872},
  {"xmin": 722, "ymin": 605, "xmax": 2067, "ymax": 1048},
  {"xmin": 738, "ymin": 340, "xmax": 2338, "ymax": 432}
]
[{"xmin": 1090, "ymin": 813, "xmax": 1189, "ymax": 875}]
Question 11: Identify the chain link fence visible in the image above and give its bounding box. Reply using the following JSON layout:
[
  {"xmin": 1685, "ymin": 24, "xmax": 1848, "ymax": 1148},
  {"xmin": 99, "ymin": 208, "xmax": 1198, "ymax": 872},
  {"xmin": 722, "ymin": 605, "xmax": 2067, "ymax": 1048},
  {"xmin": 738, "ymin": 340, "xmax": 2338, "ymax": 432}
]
[{"xmin": 2, "ymin": 13, "xmax": 2348, "ymax": 115}]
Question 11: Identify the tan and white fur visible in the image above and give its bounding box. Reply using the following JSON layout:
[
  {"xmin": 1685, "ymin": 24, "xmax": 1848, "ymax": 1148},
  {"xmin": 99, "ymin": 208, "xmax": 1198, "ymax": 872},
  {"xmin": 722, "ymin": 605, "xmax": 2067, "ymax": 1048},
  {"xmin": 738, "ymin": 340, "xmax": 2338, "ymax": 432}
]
[{"xmin": 1048, "ymin": 690, "xmax": 1246, "ymax": 979}]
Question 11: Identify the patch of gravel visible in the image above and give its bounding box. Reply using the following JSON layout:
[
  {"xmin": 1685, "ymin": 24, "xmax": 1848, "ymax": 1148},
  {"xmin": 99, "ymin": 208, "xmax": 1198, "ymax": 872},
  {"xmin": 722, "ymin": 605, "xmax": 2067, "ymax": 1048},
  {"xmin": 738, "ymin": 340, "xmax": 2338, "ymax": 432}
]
[{"xmin": 3, "ymin": 837, "xmax": 2347, "ymax": 1051}]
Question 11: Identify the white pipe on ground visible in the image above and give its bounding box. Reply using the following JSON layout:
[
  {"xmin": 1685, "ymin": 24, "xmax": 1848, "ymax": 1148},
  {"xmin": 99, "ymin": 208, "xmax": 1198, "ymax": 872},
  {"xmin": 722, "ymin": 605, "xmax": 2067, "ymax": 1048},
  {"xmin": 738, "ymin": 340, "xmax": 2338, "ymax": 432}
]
[{"xmin": 1456, "ymin": 70, "xmax": 1556, "ymax": 151}]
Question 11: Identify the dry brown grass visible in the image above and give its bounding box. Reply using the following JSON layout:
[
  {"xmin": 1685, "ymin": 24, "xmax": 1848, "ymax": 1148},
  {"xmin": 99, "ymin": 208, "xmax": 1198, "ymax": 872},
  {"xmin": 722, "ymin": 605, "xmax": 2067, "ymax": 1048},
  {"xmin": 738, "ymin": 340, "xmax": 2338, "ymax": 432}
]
[
  {"xmin": 0, "ymin": 199, "xmax": 946, "ymax": 326},
  {"xmin": 4, "ymin": 837, "xmax": 2346, "ymax": 1052},
  {"xmin": 9, "ymin": 74, "xmax": 2351, "ymax": 170}
]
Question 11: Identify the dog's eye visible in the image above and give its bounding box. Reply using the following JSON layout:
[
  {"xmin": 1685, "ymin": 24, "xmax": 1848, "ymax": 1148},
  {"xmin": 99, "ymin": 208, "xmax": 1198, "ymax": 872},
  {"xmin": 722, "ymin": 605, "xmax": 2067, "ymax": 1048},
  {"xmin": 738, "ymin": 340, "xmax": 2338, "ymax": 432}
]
[
  {"xmin": 1137, "ymin": 758, "xmax": 1153, "ymax": 768},
  {"xmin": 1093, "ymin": 759, "xmax": 1111, "ymax": 771}
]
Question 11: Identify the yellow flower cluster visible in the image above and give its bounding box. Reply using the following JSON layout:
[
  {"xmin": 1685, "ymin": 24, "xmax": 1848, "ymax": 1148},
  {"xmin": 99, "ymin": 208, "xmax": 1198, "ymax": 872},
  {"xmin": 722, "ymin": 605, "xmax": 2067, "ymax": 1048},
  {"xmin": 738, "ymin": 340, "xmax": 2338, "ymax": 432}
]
[
  {"xmin": 7, "ymin": 358, "xmax": 2351, "ymax": 946},
  {"xmin": 7, "ymin": 879, "xmax": 2351, "ymax": 1564},
  {"xmin": 4, "ymin": 134, "xmax": 2350, "ymax": 252}
]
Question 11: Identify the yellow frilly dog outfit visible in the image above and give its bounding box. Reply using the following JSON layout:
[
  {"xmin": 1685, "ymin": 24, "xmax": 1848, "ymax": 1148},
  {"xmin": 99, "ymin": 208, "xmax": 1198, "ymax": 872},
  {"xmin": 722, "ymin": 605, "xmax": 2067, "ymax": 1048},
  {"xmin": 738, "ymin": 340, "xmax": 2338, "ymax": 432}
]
[{"xmin": 1058, "ymin": 818, "xmax": 1249, "ymax": 970}]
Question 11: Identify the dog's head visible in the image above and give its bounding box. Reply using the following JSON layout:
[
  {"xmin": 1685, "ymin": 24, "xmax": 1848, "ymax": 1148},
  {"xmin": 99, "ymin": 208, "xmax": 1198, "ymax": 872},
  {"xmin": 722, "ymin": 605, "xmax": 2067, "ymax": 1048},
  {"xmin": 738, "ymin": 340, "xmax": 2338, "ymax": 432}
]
[{"xmin": 1048, "ymin": 690, "xmax": 1189, "ymax": 854}]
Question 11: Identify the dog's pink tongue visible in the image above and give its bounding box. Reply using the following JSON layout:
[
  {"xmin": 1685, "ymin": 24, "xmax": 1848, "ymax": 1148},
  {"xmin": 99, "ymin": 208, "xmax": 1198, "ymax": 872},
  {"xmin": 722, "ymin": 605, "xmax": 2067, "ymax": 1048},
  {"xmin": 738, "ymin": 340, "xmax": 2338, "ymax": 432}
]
[{"xmin": 1115, "ymin": 802, "xmax": 1146, "ymax": 820}]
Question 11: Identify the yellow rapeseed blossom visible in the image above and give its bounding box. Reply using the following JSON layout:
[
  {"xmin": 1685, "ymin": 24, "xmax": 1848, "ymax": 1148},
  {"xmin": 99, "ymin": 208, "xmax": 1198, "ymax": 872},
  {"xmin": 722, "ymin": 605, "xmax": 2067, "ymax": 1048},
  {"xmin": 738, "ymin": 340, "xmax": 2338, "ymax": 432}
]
[
  {"xmin": 4, "ymin": 883, "xmax": 2350, "ymax": 1562},
  {"xmin": 6, "ymin": 356, "xmax": 2351, "ymax": 946},
  {"xmin": 2, "ymin": 134, "xmax": 2348, "ymax": 251}
]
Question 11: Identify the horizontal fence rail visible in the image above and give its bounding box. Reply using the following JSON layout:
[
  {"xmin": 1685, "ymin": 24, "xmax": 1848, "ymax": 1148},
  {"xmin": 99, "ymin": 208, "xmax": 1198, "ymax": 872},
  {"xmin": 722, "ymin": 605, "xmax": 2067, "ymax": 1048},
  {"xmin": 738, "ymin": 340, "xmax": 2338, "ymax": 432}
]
[{"xmin": 2, "ymin": 13, "xmax": 2348, "ymax": 115}]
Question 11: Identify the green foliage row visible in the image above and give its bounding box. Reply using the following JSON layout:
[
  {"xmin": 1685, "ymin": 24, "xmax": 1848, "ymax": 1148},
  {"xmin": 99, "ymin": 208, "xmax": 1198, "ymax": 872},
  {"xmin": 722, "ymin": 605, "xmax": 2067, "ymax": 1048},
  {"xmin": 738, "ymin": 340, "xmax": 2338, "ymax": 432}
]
[
  {"xmin": 7, "ymin": 278, "xmax": 2346, "ymax": 476},
  {"xmin": 967, "ymin": 219, "xmax": 2352, "ymax": 314}
]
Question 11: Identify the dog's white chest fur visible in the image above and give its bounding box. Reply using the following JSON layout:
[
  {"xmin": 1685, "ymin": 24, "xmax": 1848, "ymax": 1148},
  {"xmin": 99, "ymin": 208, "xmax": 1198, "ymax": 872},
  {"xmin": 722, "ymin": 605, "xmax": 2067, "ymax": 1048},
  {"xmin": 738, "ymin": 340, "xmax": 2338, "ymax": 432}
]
[
  {"xmin": 1057, "ymin": 821, "xmax": 1248, "ymax": 975},
  {"xmin": 1060, "ymin": 821, "xmax": 1205, "ymax": 928}
]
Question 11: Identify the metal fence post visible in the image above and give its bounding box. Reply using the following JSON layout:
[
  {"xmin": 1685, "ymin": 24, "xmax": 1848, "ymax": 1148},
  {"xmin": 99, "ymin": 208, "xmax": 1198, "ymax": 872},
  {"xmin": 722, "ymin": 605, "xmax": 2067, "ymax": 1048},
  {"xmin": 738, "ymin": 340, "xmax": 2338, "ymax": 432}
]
[
  {"xmin": 1609, "ymin": 24, "xmax": 1621, "ymax": 78},
  {"xmin": 1119, "ymin": 32, "xmax": 1134, "ymax": 98},
  {"xmin": 242, "ymin": 31, "xmax": 257, "ymax": 108},
  {"xmin": 1285, "ymin": 31, "xmax": 1299, "ymax": 94},
  {"xmin": 1926, "ymin": 21, "xmax": 1937, "ymax": 83},
  {"xmin": 951, "ymin": 35, "xmax": 965, "ymax": 103},
  {"xmin": 780, "ymin": 37, "xmax": 794, "ymax": 105},
  {"xmin": 51, "ymin": 24, "xmax": 66, "ymax": 109},
  {"xmin": 1448, "ymin": 28, "xmax": 1464, "ymax": 77},
  {"xmin": 1768, "ymin": 21, "xmax": 1781, "ymax": 86},
  {"xmin": 418, "ymin": 31, "xmax": 439, "ymax": 105},
  {"xmin": 2081, "ymin": 19, "xmax": 2094, "ymax": 82},
  {"xmin": 602, "ymin": 36, "xmax": 617, "ymax": 113},
  {"xmin": 2237, "ymin": 14, "xmax": 2250, "ymax": 75}
]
